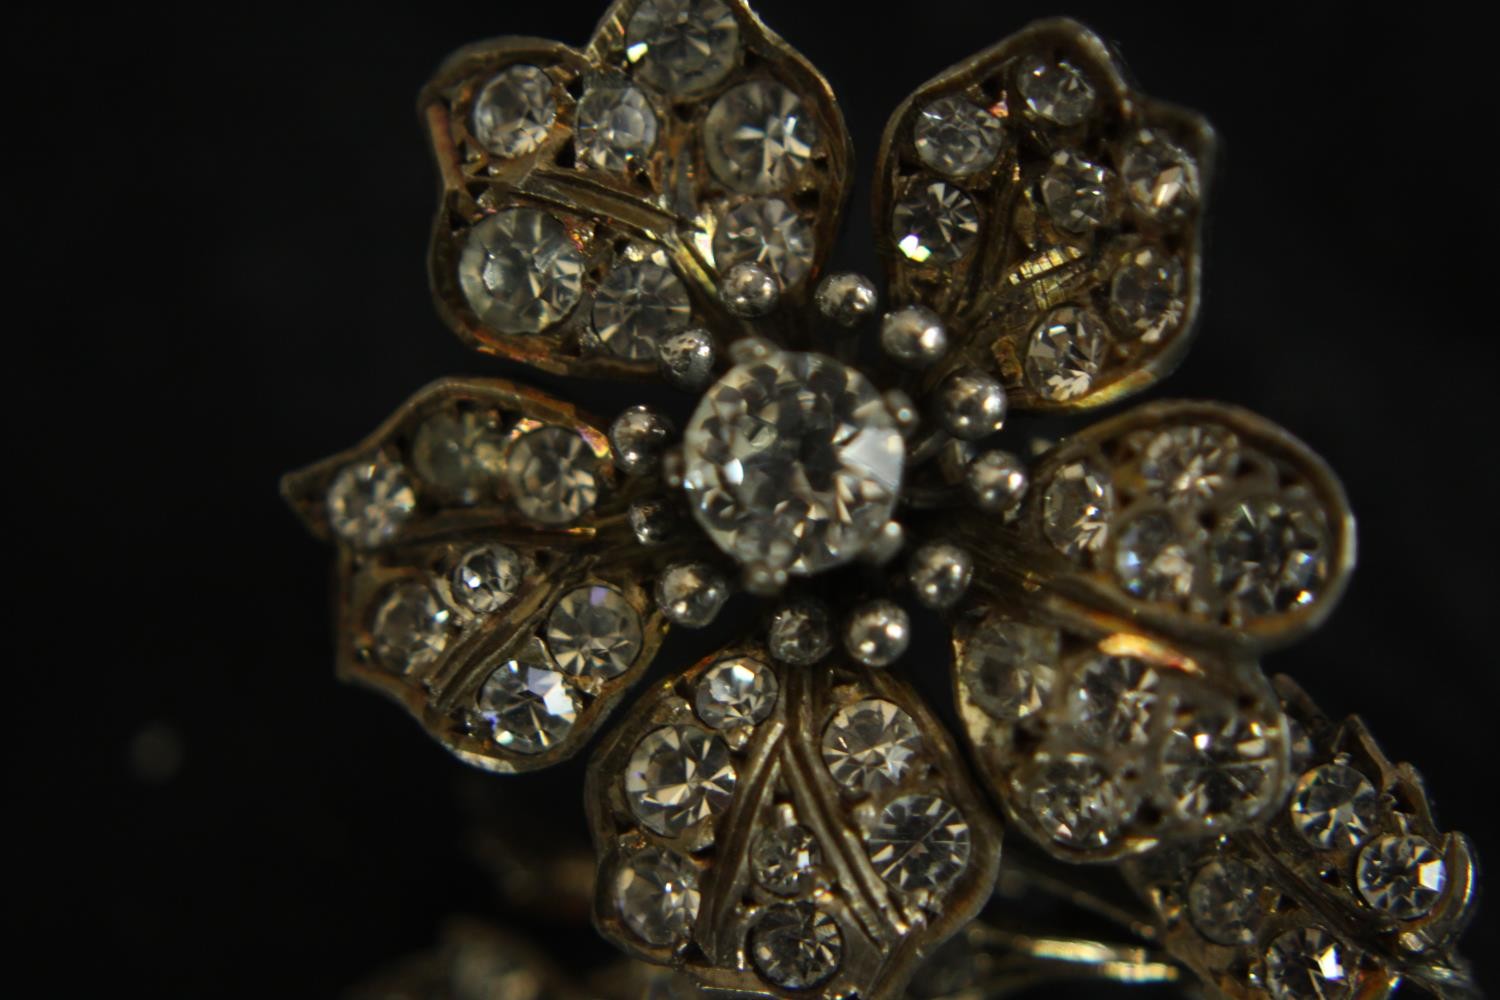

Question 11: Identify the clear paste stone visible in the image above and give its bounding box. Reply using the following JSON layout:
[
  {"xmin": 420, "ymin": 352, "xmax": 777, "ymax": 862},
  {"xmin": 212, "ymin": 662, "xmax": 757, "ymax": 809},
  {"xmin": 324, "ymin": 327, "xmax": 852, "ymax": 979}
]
[
  {"xmin": 913, "ymin": 95, "xmax": 1005, "ymax": 177},
  {"xmin": 1109, "ymin": 246, "xmax": 1186, "ymax": 342},
  {"xmin": 1289, "ymin": 764, "xmax": 1380, "ymax": 851},
  {"xmin": 1212, "ymin": 496, "xmax": 1328, "ymax": 621},
  {"xmin": 593, "ymin": 261, "xmax": 692, "ymax": 361},
  {"xmin": 1356, "ymin": 835, "xmax": 1447, "ymax": 919},
  {"xmin": 471, "ymin": 64, "xmax": 557, "ymax": 159},
  {"xmin": 1069, "ymin": 654, "xmax": 1160, "ymax": 747},
  {"xmin": 625, "ymin": 725, "xmax": 737, "ymax": 839},
  {"xmin": 410, "ymin": 408, "xmax": 508, "ymax": 504},
  {"xmin": 821, "ymin": 699, "xmax": 923, "ymax": 794},
  {"xmin": 1138, "ymin": 425, "xmax": 1239, "ymax": 507},
  {"xmin": 505, "ymin": 426, "xmax": 600, "ymax": 525},
  {"xmin": 626, "ymin": 0, "xmax": 741, "ymax": 97},
  {"xmin": 371, "ymin": 582, "xmax": 451, "ymax": 672},
  {"xmin": 704, "ymin": 79, "xmax": 818, "ymax": 193},
  {"xmin": 695, "ymin": 656, "xmax": 779, "ymax": 729},
  {"xmin": 476, "ymin": 637, "xmax": 578, "ymax": 754},
  {"xmin": 1040, "ymin": 151, "xmax": 1111, "ymax": 233},
  {"xmin": 1188, "ymin": 858, "xmax": 1263, "ymax": 946},
  {"xmin": 749, "ymin": 903, "xmax": 843, "ymax": 990},
  {"xmin": 1264, "ymin": 927, "xmax": 1357, "ymax": 1000},
  {"xmin": 892, "ymin": 180, "xmax": 980, "ymax": 265},
  {"xmin": 1160, "ymin": 711, "xmax": 1280, "ymax": 827},
  {"xmin": 713, "ymin": 197, "xmax": 815, "ymax": 287},
  {"xmin": 866, "ymin": 794, "xmax": 971, "ymax": 894},
  {"xmin": 327, "ymin": 455, "xmax": 417, "ymax": 548},
  {"xmin": 546, "ymin": 584, "xmax": 642, "ymax": 678},
  {"xmin": 752, "ymin": 823, "xmax": 821, "ymax": 895},
  {"xmin": 1021, "ymin": 755, "xmax": 1134, "ymax": 850},
  {"xmin": 1042, "ymin": 459, "xmax": 1115, "ymax": 559},
  {"xmin": 616, "ymin": 847, "xmax": 700, "ymax": 945},
  {"xmin": 1121, "ymin": 129, "xmax": 1200, "ymax": 221},
  {"xmin": 449, "ymin": 543, "xmax": 525, "ymax": 615},
  {"xmin": 459, "ymin": 209, "xmax": 586, "ymax": 334},
  {"xmin": 1025, "ymin": 305, "xmax": 1110, "ymax": 401},
  {"xmin": 958, "ymin": 618, "xmax": 1060, "ymax": 722},
  {"xmin": 576, "ymin": 84, "xmax": 658, "ymax": 171},
  {"xmin": 1016, "ymin": 54, "xmax": 1096, "ymax": 126},
  {"xmin": 1113, "ymin": 511, "xmax": 1200, "ymax": 605}
]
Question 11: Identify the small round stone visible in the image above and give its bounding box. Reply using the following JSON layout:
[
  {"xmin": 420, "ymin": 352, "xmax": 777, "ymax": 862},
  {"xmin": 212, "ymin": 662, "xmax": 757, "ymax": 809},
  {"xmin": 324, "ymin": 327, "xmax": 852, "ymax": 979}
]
[
  {"xmin": 843, "ymin": 599, "xmax": 911, "ymax": 668},
  {"xmin": 749, "ymin": 903, "xmax": 842, "ymax": 990},
  {"xmin": 1025, "ymin": 305, "xmax": 1110, "ymax": 402},
  {"xmin": 610, "ymin": 405, "xmax": 676, "ymax": 476},
  {"xmin": 752, "ymin": 823, "xmax": 822, "ymax": 895},
  {"xmin": 629, "ymin": 498, "xmax": 677, "ymax": 545},
  {"xmin": 471, "ymin": 64, "xmax": 557, "ymax": 159},
  {"xmin": 1357, "ymin": 835, "xmax": 1448, "ymax": 919},
  {"xmin": 1188, "ymin": 859, "xmax": 1263, "ymax": 946},
  {"xmin": 1160, "ymin": 711, "xmax": 1280, "ymax": 827},
  {"xmin": 1016, "ymin": 54, "xmax": 1096, "ymax": 126},
  {"xmin": 1109, "ymin": 247, "xmax": 1186, "ymax": 343},
  {"xmin": 657, "ymin": 328, "xmax": 717, "ymax": 390},
  {"xmin": 625, "ymin": 725, "xmax": 737, "ymax": 839},
  {"xmin": 655, "ymin": 562, "xmax": 731, "ymax": 628},
  {"xmin": 1042, "ymin": 460, "xmax": 1116, "ymax": 559},
  {"xmin": 576, "ymin": 84, "xmax": 658, "ymax": 171},
  {"xmin": 477, "ymin": 637, "xmax": 578, "ymax": 753},
  {"xmin": 913, "ymin": 95, "xmax": 1005, "ymax": 177},
  {"xmin": 327, "ymin": 456, "xmax": 417, "ymax": 548},
  {"xmin": 1139, "ymin": 425, "xmax": 1240, "ymax": 507},
  {"xmin": 908, "ymin": 541, "xmax": 973, "ymax": 610},
  {"xmin": 1021, "ymin": 755, "xmax": 1133, "ymax": 850},
  {"xmin": 505, "ymin": 426, "xmax": 600, "ymax": 525},
  {"xmin": 821, "ymin": 699, "xmax": 923, "ymax": 794},
  {"xmin": 957, "ymin": 617, "xmax": 1059, "ymax": 722},
  {"xmin": 892, "ymin": 180, "xmax": 980, "ymax": 265},
  {"xmin": 1069, "ymin": 654, "xmax": 1160, "ymax": 747},
  {"xmin": 767, "ymin": 601, "xmax": 834, "ymax": 665},
  {"xmin": 593, "ymin": 261, "xmax": 692, "ymax": 361},
  {"xmin": 937, "ymin": 369, "xmax": 1007, "ymax": 440},
  {"xmin": 449, "ymin": 543, "xmax": 525, "ymax": 614},
  {"xmin": 866, "ymin": 794, "xmax": 971, "ymax": 894},
  {"xmin": 696, "ymin": 656, "xmax": 778, "ymax": 729},
  {"xmin": 371, "ymin": 582, "xmax": 451, "ymax": 672},
  {"xmin": 410, "ymin": 409, "xmax": 508, "ymax": 504},
  {"xmin": 546, "ymin": 584, "xmax": 643, "ymax": 678},
  {"xmin": 704, "ymin": 79, "xmax": 818, "ymax": 193},
  {"xmin": 880, "ymin": 305, "xmax": 949, "ymax": 369},
  {"xmin": 1213, "ymin": 496, "xmax": 1328, "ymax": 622},
  {"xmin": 720, "ymin": 261, "xmax": 781, "ymax": 318},
  {"xmin": 1114, "ymin": 511, "xmax": 1201, "ymax": 605},
  {"xmin": 615, "ymin": 847, "xmax": 700, "ymax": 946},
  {"xmin": 815, "ymin": 272, "xmax": 879, "ymax": 328},
  {"xmin": 1289, "ymin": 764, "xmax": 1380, "ymax": 851},
  {"xmin": 1264, "ymin": 927, "xmax": 1358, "ymax": 1000},
  {"xmin": 626, "ymin": 0, "xmax": 741, "ymax": 97},
  {"xmin": 1121, "ymin": 129, "xmax": 1201, "ymax": 222},
  {"xmin": 965, "ymin": 449, "xmax": 1029, "ymax": 516},
  {"xmin": 1040, "ymin": 151, "xmax": 1112, "ymax": 233},
  {"xmin": 460, "ymin": 209, "xmax": 586, "ymax": 334},
  {"xmin": 714, "ymin": 197, "xmax": 815, "ymax": 287}
]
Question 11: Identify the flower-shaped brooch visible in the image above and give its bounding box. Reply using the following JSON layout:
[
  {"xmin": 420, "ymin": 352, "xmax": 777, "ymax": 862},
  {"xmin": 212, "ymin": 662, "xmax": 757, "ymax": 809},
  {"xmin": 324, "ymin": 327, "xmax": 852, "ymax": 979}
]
[{"xmin": 284, "ymin": 2, "xmax": 1477, "ymax": 997}]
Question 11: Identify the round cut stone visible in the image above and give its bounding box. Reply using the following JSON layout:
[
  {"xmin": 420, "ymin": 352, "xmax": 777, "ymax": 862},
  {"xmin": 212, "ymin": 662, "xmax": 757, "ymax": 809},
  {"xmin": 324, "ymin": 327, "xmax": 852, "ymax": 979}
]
[
  {"xmin": 1113, "ymin": 511, "xmax": 1200, "ymax": 605},
  {"xmin": 704, "ymin": 80, "xmax": 818, "ymax": 193},
  {"xmin": 576, "ymin": 84, "xmax": 658, "ymax": 171},
  {"xmin": 1357, "ymin": 835, "xmax": 1447, "ymax": 919},
  {"xmin": 327, "ymin": 455, "xmax": 417, "ymax": 549},
  {"xmin": 749, "ymin": 903, "xmax": 842, "ymax": 990},
  {"xmin": 1265, "ymin": 927, "xmax": 1357, "ymax": 1000},
  {"xmin": 410, "ymin": 409, "xmax": 508, "ymax": 504},
  {"xmin": 1021, "ymin": 755, "xmax": 1134, "ymax": 850},
  {"xmin": 1121, "ymin": 129, "xmax": 1200, "ymax": 221},
  {"xmin": 1139, "ymin": 425, "xmax": 1240, "ymax": 507},
  {"xmin": 449, "ymin": 543, "xmax": 525, "ymax": 615},
  {"xmin": 460, "ymin": 209, "xmax": 586, "ymax": 334},
  {"xmin": 626, "ymin": 0, "xmax": 740, "ymax": 97},
  {"xmin": 1160, "ymin": 711, "xmax": 1280, "ymax": 827},
  {"xmin": 1017, "ymin": 54, "xmax": 1096, "ymax": 126},
  {"xmin": 682, "ymin": 351, "xmax": 904, "ymax": 575},
  {"xmin": 477, "ymin": 637, "xmax": 578, "ymax": 754},
  {"xmin": 593, "ymin": 261, "xmax": 692, "ymax": 361},
  {"xmin": 1212, "ymin": 496, "xmax": 1328, "ymax": 621},
  {"xmin": 1109, "ymin": 247, "xmax": 1186, "ymax": 342},
  {"xmin": 471, "ymin": 64, "xmax": 557, "ymax": 159},
  {"xmin": 958, "ymin": 618, "xmax": 1060, "ymax": 722},
  {"xmin": 546, "ymin": 584, "xmax": 642, "ymax": 678},
  {"xmin": 892, "ymin": 180, "xmax": 980, "ymax": 265},
  {"xmin": 767, "ymin": 601, "xmax": 834, "ymax": 665},
  {"xmin": 615, "ymin": 847, "xmax": 700, "ymax": 946},
  {"xmin": 695, "ymin": 656, "xmax": 779, "ymax": 729},
  {"xmin": 1069, "ymin": 654, "xmax": 1160, "ymax": 747},
  {"xmin": 1289, "ymin": 764, "xmax": 1380, "ymax": 851},
  {"xmin": 1188, "ymin": 858, "xmax": 1263, "ymax": 946},
  {"xmin": 1025, "ymin": 305, "xmax": 1110, "ymax": 401},
  {"xmin": 821, "ymin": 699, "xmax": 923, "ymax": 794},
  {"xmin": 371, "ymin": 582, "xmax": 451, "ymax": 672},
  {"xmin": 913, "ymin": 96, "xmax": 1005, "ymax": 178},
  {"xmin": 625, "ymin": 725, "xmax": 737, "ymax": 839},
  {"xmin": 713, "ymin": 197, "xmax": 815, "ymax": 287},
  {"xmin": 1042, "ymin": 459, "xmax": 1115, "ymax": 560},
  {"xmin": 866, "ymin": 794, "xmax": 971, "ymax": 894},
  {"xmin": 505, "ymin": 426, "xmax": 600, "ymax": 525},
  {"xmin": 752, "ymin": 823, "xmax": 821, "ymax": 895},
  {"xmin": 1040, "ymin": 151, "xmax": 1112, "ymax": 233}
]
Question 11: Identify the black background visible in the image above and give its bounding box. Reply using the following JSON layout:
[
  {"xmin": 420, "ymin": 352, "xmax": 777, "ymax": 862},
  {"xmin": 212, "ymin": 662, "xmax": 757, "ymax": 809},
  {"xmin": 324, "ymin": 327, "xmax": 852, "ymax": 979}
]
[{"xmin": 13, "ymin": 1, "xmax": 1499, "ymax": 994}]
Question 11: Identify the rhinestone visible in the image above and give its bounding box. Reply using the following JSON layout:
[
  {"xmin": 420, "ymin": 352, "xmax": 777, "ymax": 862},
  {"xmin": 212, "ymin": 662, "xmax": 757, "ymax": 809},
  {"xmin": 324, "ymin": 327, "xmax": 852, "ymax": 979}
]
[
  {"xmin": 504, "ymin": 426, "xmax": 601, "ymax": 525},
  {"xmin": 449, "ymin": 543, "xmax": 525, "ymax": 614},
  {"xmin": 1188, "ymin": 859, "xmax": 1263, "ymax": 946},
  {"xmin": 1017, "ymin": 54, "xmax": 1096, "ymax": 126},
  {"xmin": 815, "ymin": 272, "xmax": 879, "ymax": 328},
  {"xmin": 1025, "ymin": 305, "xmax": 1110, "ymax": 401},
  {"xmin": 576, "ymin": 84, "xmax": 658, "ymax": 171},
  {"xmin": 821, "ymin": 699, "xmax": 923, "ymax": 794},
  {"xmin": 1121, "ymin": 129, "xmax": 1200, "ymax": 221},
  {"xmin": 696, "ymin": 656, "xmax": 778, "ymax": 729},
  {"xmin": 546, "ymin": 585, "xmax": 642, "ymax": 679},
  {"xmin": 958, "ymin": 618, "xmax": 1059, "ymax": 722},
  {"xmin": 625, "ymin": 725, "xmax": 737, "ymax": 839},
  {"xmin": 1265, "ymin": 927, "xmax": 1357, "ymax": 1000},
  {"xmin": 704, "ymin": 80, "xmax": 818, "ymax": 193},
  {"xmin": 371, "ymin": 582, "xmax": 451, "ymax": 672},
  {"xmin": 1040, "ymin": 151, "xmax": 1112, "ymax": 233},
  {"xmin": 593, "ymin": 262, "xmax": 692, "ymax": 361},
  {"xmin": 750, "ymin": 903, "xmax": 842, "ymax": 990},
  {"xmin": 1212, "ymin": 496, "xmax": 1328, "ymax": 621},
  {"xmin": 409, "ymin": 409, "xmax": 508, "ymax": 504},
  {"xmin": 656, "ymin": 562, "xmax": 730, "ymax": 628},
  {"xmin": 626, "ymin": 0, "xmax": 740, "ymax": 97},
  {"xmin": 682, "ymin": 351, "xmax": 904, "ymax": 575},
  {"xmin": 1109, "ymin": 247, "xmax": 1186, "ymax": 342},
  {"xmin": 843, "ymin": 599, "xmax": 911, "ymax": 668},
  {"xmin": 1113, "ymin": 511, "xmax": 1200, "ymax": 604},
  {"xmin": 1160, "ymin": 711, "xmax": 1280, "ymax": 827},
  {"xmin": 1289, "ymin": 764, "xmax": 1380, "ymax": 851},
  {"xmin": 459, "ymin": 209, "xmax": 585, "ymax": 334},
  {"xmin": 615, "ymin": 847, "xmax": 700, "ymax": 946},
  {"xmin": 1139, "ymin": 425, "xmax": 1240, "ymax": 507},
  {"xmin": 892, "ymin": 180, "xmax": 980, "ymax": 265},
  {"xmin": 1357, "ymin": 835, "xmax": 1448, "ymax": 919},
  {"xmin": 1022, "ymin": 756, "xmax": 1133, "ymax": 849},
  {"xmin": 477, "ymin": 637, "xmax": 578, "ymax": 754},
  {"xmin": 767, "ymin": 601, "xmax": 834, "ymax": 665},
  {"xmin": 1042, "ymin": 460, "xmax": 1115, "ymax": 560},
  {"xmin": 327, "ymin": 456, "xmax": 416, "ymax": 548},
  {"xmin": 1069, "ymin": 654, "xmax": 1160, "ymax": 747},
  {"xmin": 471, "ymin": 64, "xmax": 557, "ymax": 159},
  {"xmin": 713, "ymin": 197, "xmax": 814, "ymax": 287},
  {"xmin": 913, "ymin": 95, "xmax": 1005, "ymax": 177},
  {"xmin": 866, "ymin": 794, "xmax": 971, "ymax": 894},
  {"xmin": 751, "ymin": 823, "xmax": 821, "ymax": 895}
]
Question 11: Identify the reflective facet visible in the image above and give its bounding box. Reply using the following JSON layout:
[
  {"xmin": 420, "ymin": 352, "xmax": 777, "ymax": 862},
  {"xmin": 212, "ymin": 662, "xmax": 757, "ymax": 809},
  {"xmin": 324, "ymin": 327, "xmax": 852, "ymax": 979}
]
[
  {"xmin": 626, "ymin": 0, "xmax": 741, "ymax": 97},
  {"xmin": 713, "ymin": 197, "xmax": 815, "ymax": 286},
  {"xmin": 1357, "ymin": 835, "xmax": 1448, "ymax": 919},
  {"xmin": 1160, "ymin": 712, "xmax": 1280, "ymax": 827},
  {"xmin": 1121, "ymin": 129, "xmax": 1200, "ymax": 222},
  {"xmin": 749, "ymin": 903, "xmax": 842, "ymax": 990},
  {"xmin": 471, "ymin": 64, "xmax": 557, "ymax": 158},
  {"xmin": 477, "ymin": 637, "xmax": 578, "ymax": 754},
  {"xmin": 505, "ymin": 426, "xmax": 601, "ymax": 525},
  {"xmin": 1040, "ymin": 151, "xmax": 1111, "ymax": 233},
  {"xmin": 1109, "ymin": 246, "xmax": 1186, "ymax": 343},
  {"xmin": 1264, "ymin": 927, "xmax": 1357, "ymax": 1000},
  {"xmin": 1188, "ymin": 859, "xmax": 1263, "ymax": 946},
  {"xmin": 372, "ymin": 582, "xmax": 451, "ymax": 672},
  {"xmin": 1025, "ymin": 305, "xmax": 1110, "ymax": 401},
  {"xmin": 913, "ymin": 96, "xmax": 1005, "ymax": 177},
  {"xmin": 593, "ymin": 261, "xmax": 692, "ymax": 361},
  {"xmin": 751, "ymin": 823, "xmax": 821, "ymax": 896},
  {"xmin": 695, "ymin": 656, "xmax": 779, "ymax": 729},
  {"xmin": 704, "ymin": 80, "xmax": 818, "ymax": 193},
  {"xmin": 1113, "ymin": 511, "xmax": 1200, "ymax": 604},
  {"xmin": 546, "ymin": 584, "xmax": 643, "ymax": 679},
  {"xmin": 866, "ymin": 794, "xmax": 972, "ymax": 894},
  {"xmin": 625, "ymin": 725, "xmax": 737, "ymax": 839},
  {"xmin": 821, "ymin": 699, "xmax": 923, "ymax": 794},
  {"xmin": 892, "ymin": 180, "xmax": 980, "ymax": 265},
  {"xmin": 327, "ymin": 456, "xmax": 417, "ymax": 548},
  {"xmin": 576, "ymin": 84, "xmax": 658, "ymax": 171},
  {"xmin": 1212, "ymin": 496, "xmax": 1328, "ymax": 621},
  {"xmin": 410, "ymin": 409, "xmax": 508, "ymax": 504},
  {"xmin": 1041, "ymin": 460, "xmax": 1116, "ymax": 559},
  {"xmin": 459, "ymin": 209, "xmax": 586, "ymax": 334},
  {"xmin": 1017, "ymin": 54, "xmax": 1096, "ymax": 126},
  {"xmin": 616, "ymin": 847, "xmax": 701, "ymax": 946},
  {"xmin": 449, "ymin": 543, "xmax": 525, "ymax": 615},
  {"xmin": 1139, "ymin": 425, "xmax": 1240, "ymax": 507},
  {"xmin": 1069, "ymin": 654, "xmax": 1160, "ymax": 747},
  {"xmin": 958, "ymin": 618, "xmax": 1060, "ymax": 723},
  {"xmin": 1022, "ymin": 755, "xmax": 1133, "ymax": 849},
  {"xmin": 1289, "ymin": 764, "xmax": 1380, "ymax": 851}
]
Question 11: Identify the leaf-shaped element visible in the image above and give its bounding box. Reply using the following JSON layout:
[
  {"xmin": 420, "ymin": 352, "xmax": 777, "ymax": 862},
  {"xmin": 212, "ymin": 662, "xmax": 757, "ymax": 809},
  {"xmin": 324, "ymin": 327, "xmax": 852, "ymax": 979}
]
[
  {"xmin": 952, "ymin": 604, "xmax": 1291, "ymax": 864},
  {"xmin": 586, "ymin": 644, "xmax": 1001, "ymax": 999},
  {"xmin": 421, "ymin": 0, "xmax": 853, "ymax": 378},
  {"xmin": 1122, "ymin": 676, "xmax": 1479, "ymax": 1000},
  {"xmin": 282, "ymin": 377, "xmax": 667, "ymax": 773},
  {"xmin": 873, "ymin": 19, "xmax": 1214, "ymax": 411}
]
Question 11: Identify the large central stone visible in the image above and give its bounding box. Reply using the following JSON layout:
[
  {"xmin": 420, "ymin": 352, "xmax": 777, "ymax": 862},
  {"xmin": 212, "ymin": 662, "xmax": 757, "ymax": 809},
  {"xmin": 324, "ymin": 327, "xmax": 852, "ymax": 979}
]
[{"xmin": 683, "ymin": 351, "xmax": 904, "ymax": 576}]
